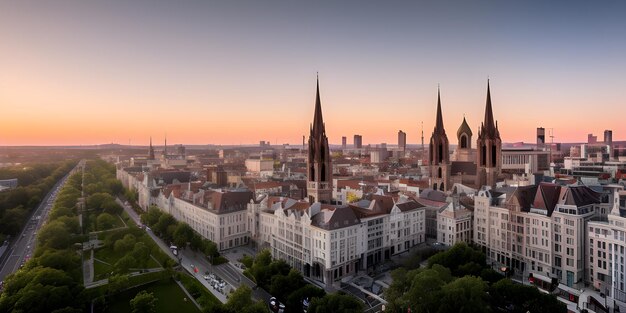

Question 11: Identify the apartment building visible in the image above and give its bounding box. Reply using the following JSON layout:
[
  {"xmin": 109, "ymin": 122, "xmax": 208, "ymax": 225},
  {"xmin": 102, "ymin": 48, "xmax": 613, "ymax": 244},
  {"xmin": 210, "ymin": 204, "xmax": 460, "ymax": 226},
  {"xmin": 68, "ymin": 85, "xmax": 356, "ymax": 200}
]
[{"xmin": 474, "ymin": 183, "xmax": 608, "ymax": 300}]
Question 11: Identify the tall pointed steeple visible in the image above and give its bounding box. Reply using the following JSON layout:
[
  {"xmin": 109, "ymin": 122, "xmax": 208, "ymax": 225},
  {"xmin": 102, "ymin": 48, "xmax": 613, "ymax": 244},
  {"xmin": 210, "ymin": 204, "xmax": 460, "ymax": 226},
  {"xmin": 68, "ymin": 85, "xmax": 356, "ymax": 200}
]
[
  {"xmin": 476, "ymin": 79, "xmax": 502, "ymax": 188},
  {"xmin": 307, "ymin": 74, "xmax": 332, "ymax": 204},
  {"xmin": 312, "ymin": 73, "xmax": 325, "ymax": 139},
  {"xmin": 482, "ymin": 80, "xmax": 498, "ymax": 138},
  {"xmin": 435, "ymin": 86, "xmax": 445, "ymax": 134},
  {"xmin": 148, "ymin": 137, "xmax": 155, "ymax": 160},
  {"xmin": 429, "ymin": 86, "xmax": 450, "ymax": 191}
]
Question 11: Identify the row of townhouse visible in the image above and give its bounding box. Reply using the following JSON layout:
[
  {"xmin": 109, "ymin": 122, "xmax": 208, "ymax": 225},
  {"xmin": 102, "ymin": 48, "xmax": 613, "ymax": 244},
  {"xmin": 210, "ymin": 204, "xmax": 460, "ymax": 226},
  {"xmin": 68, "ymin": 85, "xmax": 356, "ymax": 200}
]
[
  {"xmin": 118, "ymin": 164, "xmax": 253, "ymax": 251},
  {"xmin": 248, "ymin": 193, "xmax": 427, "ymax": 286},
  {"xmin": 473, "ymin": 182, "xmax": 620, "ymax": 304}
]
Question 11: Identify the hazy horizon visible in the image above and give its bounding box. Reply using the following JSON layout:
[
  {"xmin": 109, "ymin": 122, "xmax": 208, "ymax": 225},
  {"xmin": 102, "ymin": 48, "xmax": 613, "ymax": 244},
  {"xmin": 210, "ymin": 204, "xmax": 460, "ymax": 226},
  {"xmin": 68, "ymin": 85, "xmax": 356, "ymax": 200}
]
[{"xmin": 2, "ymin": 1, "xmax": 625, "ymax": 146}]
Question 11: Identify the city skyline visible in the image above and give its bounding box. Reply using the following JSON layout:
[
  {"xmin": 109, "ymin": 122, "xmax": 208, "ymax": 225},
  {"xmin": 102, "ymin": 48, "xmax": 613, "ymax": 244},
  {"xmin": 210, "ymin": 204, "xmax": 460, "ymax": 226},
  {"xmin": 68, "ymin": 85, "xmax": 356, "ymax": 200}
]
[{"xmin": 1, "ymin": 1, "xmax": 625, "ymax": 146}]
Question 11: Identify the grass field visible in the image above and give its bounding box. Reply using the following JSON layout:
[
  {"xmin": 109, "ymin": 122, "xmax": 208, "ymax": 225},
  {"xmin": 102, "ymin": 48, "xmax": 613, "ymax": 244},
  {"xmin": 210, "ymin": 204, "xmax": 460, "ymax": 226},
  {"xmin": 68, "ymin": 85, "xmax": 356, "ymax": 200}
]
[{"xmin": 105, "ymin": 279, "xmax": 201, "ymax": 313}]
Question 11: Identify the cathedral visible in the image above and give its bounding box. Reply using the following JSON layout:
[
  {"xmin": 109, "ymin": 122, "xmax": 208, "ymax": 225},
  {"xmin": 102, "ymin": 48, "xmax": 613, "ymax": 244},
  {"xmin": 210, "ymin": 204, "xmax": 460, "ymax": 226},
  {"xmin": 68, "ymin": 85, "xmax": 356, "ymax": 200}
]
[{"xmin": 430, "ymin": 80, "xmax": 502, "ymax": 191}]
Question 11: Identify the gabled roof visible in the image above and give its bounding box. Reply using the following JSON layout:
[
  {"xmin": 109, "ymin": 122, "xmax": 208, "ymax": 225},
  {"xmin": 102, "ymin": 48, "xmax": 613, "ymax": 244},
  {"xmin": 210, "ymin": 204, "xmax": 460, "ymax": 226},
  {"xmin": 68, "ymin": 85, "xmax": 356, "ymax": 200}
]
[
  {"xmin": 311, "ymin": 206, "xmax": 360, "ymax": 230},
  {"xmin": 561, "ymin": 185, "xmax": 601, "ymax": 207},
  {"xmin": 533, "ymin": 183, "xmax": 561, "ymax": 214},
  {"xmin": 395, "ymin": 200, "xmax": 424, "ymax": 212}
]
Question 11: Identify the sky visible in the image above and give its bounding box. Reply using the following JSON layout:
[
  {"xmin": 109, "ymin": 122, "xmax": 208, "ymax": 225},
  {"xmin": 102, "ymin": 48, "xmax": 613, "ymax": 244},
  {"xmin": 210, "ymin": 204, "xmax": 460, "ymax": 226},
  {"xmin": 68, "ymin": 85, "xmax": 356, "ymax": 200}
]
[{"xmin": 1, "ymin": 0, "xmax": 625, "ymax": 146}]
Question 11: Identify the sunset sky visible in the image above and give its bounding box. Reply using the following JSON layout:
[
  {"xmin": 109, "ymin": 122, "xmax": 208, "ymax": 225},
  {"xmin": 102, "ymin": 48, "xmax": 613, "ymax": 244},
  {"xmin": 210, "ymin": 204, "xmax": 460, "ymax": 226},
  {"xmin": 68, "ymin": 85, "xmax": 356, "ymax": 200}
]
[{"xmin": 1, "ymin": 1, "xmax": 625, "ymax": 146}]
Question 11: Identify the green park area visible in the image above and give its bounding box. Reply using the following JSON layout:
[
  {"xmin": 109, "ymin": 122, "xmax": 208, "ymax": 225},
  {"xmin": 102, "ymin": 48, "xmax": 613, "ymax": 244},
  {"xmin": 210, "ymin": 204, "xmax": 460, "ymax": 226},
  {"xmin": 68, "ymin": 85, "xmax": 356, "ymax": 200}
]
[{"xmin": 104, "ymin": 279, "xmax": 202, "ymax": 313}]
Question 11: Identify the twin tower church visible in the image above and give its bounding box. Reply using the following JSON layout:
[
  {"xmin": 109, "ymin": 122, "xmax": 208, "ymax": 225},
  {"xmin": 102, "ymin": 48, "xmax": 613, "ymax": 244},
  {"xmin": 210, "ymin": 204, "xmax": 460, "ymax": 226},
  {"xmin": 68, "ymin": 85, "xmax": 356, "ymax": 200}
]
[{"xmin": 307, "ymin": 77, "xmax": 502, "ymax": 204}]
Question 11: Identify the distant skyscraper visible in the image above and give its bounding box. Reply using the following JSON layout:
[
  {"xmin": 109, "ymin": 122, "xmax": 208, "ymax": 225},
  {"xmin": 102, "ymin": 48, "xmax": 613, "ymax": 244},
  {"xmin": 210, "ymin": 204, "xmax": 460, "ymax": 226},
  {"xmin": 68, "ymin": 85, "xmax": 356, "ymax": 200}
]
[
  {"xmin": 342, "ymin": 136, "xmax": 347, "ymax": 149},
  {"xmin": 604, "ymin": 130, "xmax": 613, "ymax": 145},
  {"xmin": 398, "ymin": 130, "xmax": 406, "ymax": 152},
  {"xmin": 588, "ymin": 133, "xmax": 598, "ymax": 144},
  {"xmin": 537, "ymin": 127, "xmax": 545, "ymax": 147},
  {"xmin": 476, "ymin": 80, "xmax": 502, "ymax": 188},
  {"xmin": 307, "ymin": 76, "xmax": 332, "ymax": 204},
  {"xmin": 354, "ymin": 135, "xmax": 363, "ymax": 149},
  {"xmin": 429, "ymin": 87, "xmax": 450, "ymax": 191}
]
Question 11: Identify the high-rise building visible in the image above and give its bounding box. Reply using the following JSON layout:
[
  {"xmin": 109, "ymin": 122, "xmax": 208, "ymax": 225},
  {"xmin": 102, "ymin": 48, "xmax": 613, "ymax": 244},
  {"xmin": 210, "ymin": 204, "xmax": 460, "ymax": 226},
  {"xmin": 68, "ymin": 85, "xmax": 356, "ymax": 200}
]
[
  {"xmin": 604, "ymin": 130, "xmax": 613, "ymax": 145},
  {"xmin": 354, "ymin": 134, "xmax": 363, "ymax": 149},
  {"xmin": 429, "ymin": 87, "xmax": 450, "ymax": 191},
  {"xmin": 307, "ymin": 77, "xmax": 332, "ymax": 204},
  {"xmin": 398, "ymin": 130, "xmax": 406, "ymax": 152},
  {"xmin": 588, "ymin": 133, "xmax": 598, "ymax": 144},
  {"xmin": 537, "ymin": 127, "xmax": 545, "ymax": 147},
  {"xmin": 342, "ymin": 136, "xmax": 347, "ymax": 149},
  {"xmin": 476, "ymin": 80, "xmax": 502, "ymax": 188}
]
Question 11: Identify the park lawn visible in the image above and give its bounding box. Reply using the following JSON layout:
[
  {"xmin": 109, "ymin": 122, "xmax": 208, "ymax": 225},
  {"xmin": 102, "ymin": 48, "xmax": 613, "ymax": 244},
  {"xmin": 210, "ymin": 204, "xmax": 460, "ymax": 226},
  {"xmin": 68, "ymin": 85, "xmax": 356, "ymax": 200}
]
[
  {"xmin": 93, "ymin": 259, "xmax": 114, "ymax": 281},
  {"xmin": 93, "ymin": 230, "xmax": 169, "ymax": 271},
  {"xmin": 105, "ymin": 279, "xmax": 201, "ymax": 313}
]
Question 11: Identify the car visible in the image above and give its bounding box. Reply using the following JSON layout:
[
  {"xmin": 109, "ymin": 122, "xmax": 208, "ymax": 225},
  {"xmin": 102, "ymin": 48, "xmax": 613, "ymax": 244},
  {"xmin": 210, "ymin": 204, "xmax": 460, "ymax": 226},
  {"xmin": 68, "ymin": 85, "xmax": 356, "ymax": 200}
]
[
  {"xmin": 172, "ymin": 249, "xmax": 178, "ymax": 256},
  {"xmin": 203, "ymin": 275, "xmax": 210, "ymax": 280}
]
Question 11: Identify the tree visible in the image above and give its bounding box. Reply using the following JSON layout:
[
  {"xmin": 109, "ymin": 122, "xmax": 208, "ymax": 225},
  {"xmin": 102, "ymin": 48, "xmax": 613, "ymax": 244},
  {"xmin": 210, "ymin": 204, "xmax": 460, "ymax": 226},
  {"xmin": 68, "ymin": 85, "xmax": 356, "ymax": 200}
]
[
  {"xmin": 108, "ymin": 274, "xmax": 130, "ymax": 294},
  {"xmin": 0, "ymin": 266, "xmax": 82, "ymax": 313},
  {"xmin": 154, "ymin": 213, "xmax": 177, "ymax": 237},
  {"xmin": 97, "ymin": 213, "xmax": 117, "ymax": 230},
  {"xmin": 427, "ymin": 242, "xmax": 485, "ymax": 276},
  {"xmin": 38, "ymin": 220, "xmax": 71, "ymax": 250},
  {"xmin": 307, "ymin": 293, "xmax": 363, "ymax": 313},
  {"xmin": 131, "ymin": 242, "xmax": 151, "ymax": 267},
  {"xmin": 0, "ymin": 206, "xmax": 27, "ymax": 235},
  {"xmin": 114, "ymin": 255, "xmax": 137, "ymax": 273},
  {"xmin": 346, "ymin": 192, "xmax": 360, "ymax": 203},
  {"xmin": 285, "ymin": 284, "xmax": 325, "ymax": 313},
  {"xmin": 173, "ymin": 222, "xmax": 195, "ymax": 248},
  {"xmin": 130, "ymin": 290, "xmax": 157, "ymax": 313},
  {"xmin": 225, "ymin": 285, "xmax": 255, "ymax": 311},
  {"xmin": 114, "ymin": 234, "xmax": 136, "ymax": 253},
  {"xmin": 85, "ymin": 193, "xmax": 115, "ymax": 211},
  {"xmin": 203, "ymin": 240, "xmax": 218, "ymax": 259},
  {"xmin": 102, "ymin": 200, "xmax": 123, "ymax": 215},
  {"xmin": 438, "ymin": 276, "xmax": 490, "ymax": 313},
  {"xmin": 270, "ymin": 269, "xmax": 305, "ymax": 302},
  {"xmin": 141, "ymin": 206, "xmax": 163, "ymax": 226},
  {"xmin": 49, "ymin": 206, "xmax": 75, "ymax": 220}
]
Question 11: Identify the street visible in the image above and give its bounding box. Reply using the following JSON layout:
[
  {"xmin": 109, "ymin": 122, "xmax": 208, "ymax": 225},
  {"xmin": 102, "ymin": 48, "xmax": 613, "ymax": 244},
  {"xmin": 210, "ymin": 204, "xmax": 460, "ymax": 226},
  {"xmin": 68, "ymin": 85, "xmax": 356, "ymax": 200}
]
[{"xmin": 0, "ymin": 161, "xmax": 84, "ymax": 281}]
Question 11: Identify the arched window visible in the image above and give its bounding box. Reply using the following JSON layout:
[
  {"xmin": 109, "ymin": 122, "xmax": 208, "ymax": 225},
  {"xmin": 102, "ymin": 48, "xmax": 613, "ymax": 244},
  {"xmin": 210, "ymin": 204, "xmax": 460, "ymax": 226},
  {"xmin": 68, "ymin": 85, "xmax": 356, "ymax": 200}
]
[
  {"xmin": 481, "ymin": 144, "xmax": 487, "ymax": 166},
  {"xmin": 491, "ymin": 144, "xmax": 497, "ymax": 167},
  {"xmin": 438, "ymin": 167, "xmax": 442, "ymax": 178},
  {"xmin": 310, "ymin": 165, "xmax": 315, "ymax": 181},
  {"xmin": 440, "ymin": 183, "xmax": 444, "ymax": 191},
  {"xmin": 460, "ymin": 134, "xmax": 467, "ymax": 149},
  {"xmin": 433, "ymin": 183, "xmax": 438, "ymax": 190},
  {"xmin": 321, "ymin": 164, "xmax": 326, "ymax": 181},
  {"xmin": 438, "ymin": 143, "xmax": 443, "ymax": 163}
]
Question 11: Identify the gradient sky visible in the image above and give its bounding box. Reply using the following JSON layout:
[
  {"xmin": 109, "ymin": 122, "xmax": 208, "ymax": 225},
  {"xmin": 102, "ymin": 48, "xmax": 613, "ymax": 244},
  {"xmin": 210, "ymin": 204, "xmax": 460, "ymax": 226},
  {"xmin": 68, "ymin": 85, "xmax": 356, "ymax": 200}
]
[{"xmin": 1, "ymin": 1, "xmax": 625, "ymax": 146}]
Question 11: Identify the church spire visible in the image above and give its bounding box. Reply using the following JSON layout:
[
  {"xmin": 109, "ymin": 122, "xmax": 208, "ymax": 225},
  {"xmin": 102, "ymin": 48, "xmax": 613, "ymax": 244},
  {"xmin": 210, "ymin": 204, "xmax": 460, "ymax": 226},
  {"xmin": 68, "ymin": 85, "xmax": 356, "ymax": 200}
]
[
  {"xmin": 483, "ymin": 80, "xmax": 496, "ymax": 136},
  {"xmin": 312, "ymin": 73, "xmax": 325, "ymax": 138},
  {"xmin": 435, "ymin": 86, "xmax": 445, "ymax": 134},
  {"xmin": 148, "ymin": 137, "xmax": 155, "ymax": 160}
]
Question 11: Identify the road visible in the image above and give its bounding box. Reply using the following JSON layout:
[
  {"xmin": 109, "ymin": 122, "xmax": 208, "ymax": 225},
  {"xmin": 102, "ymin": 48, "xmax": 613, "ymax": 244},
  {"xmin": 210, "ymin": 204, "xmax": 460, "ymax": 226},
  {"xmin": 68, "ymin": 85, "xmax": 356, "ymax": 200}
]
[
  {"xmin": 0, "ymin": 160, "xmax": 84, "ymax": 281},
  {"xmin": 118, "ymin": 198, "xmax": 272, "ymax": 304}
]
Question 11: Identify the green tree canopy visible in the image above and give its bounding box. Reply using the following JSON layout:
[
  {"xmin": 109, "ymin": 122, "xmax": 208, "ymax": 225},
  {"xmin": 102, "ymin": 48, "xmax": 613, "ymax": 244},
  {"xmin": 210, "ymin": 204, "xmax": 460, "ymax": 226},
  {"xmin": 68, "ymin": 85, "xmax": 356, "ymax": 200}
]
[{"xmin": 130, "ymin": 290, "xmax": 157, "ymax": 313}]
